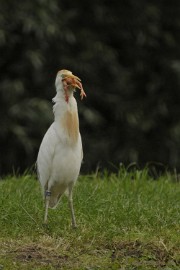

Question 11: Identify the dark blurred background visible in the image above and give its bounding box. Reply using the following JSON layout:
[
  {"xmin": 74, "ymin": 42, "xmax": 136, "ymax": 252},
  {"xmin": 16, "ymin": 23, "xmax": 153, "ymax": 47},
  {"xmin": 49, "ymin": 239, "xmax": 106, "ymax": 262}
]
[{"xmin": 0, "ymin": 0, "xmax": 180, "ymax": 175}]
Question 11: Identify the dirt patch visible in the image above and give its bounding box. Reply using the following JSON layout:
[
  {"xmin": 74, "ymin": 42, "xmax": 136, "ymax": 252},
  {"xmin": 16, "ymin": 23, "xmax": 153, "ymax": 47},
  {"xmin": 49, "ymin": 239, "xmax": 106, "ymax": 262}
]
[
  {"xmin": 2, "ymin": 239, "xmax": 180, "ymax": 269},
  {"xmin": 106, "ymin": 240, "xmax": 180, "ymax": 268},
  {"xmin": 9, "ymin": 243, "xmax": 69, "ymax": 267}
]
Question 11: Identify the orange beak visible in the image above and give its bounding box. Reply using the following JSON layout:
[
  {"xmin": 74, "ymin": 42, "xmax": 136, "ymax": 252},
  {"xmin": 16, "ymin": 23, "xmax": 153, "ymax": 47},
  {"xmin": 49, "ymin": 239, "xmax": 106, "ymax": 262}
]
[{"xmin": 62, "ymin": 74, "xmax": 86, "ymax": 100}]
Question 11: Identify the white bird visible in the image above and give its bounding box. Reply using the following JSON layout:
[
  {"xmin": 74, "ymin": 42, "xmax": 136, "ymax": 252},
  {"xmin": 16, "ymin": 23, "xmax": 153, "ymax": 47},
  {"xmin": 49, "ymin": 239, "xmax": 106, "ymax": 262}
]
[{"xmin": 37, "ymin": 69, "xmax": 86, "ymax": 227}]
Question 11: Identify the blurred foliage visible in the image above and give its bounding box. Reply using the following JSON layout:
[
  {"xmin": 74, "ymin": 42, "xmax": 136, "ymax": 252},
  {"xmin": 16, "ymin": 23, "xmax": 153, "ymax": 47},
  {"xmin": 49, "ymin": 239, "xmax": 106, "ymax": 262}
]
[{"xmin": 0, "ymin": 0, "xmax": 180, "ymax": 174}]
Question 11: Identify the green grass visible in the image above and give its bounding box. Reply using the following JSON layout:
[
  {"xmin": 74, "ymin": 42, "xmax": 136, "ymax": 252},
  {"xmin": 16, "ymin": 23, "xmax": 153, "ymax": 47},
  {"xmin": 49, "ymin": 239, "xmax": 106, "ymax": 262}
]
[{"xmin": 0, "ymin": 168, "xmax": 180, "ymax": 269}]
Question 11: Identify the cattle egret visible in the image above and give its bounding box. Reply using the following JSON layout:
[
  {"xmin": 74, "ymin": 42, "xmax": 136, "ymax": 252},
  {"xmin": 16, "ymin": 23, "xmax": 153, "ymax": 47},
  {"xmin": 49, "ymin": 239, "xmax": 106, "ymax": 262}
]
[{"xmin": 37, "ymin": 69, "xmax": 86, "ymax": 227}]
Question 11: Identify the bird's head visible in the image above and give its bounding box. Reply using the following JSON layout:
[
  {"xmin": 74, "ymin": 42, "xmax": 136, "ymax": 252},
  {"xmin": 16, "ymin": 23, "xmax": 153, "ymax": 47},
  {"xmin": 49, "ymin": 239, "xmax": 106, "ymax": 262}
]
[{"xmin": 55, "ymin": 69, "xmax": 86, "ymax": 103}]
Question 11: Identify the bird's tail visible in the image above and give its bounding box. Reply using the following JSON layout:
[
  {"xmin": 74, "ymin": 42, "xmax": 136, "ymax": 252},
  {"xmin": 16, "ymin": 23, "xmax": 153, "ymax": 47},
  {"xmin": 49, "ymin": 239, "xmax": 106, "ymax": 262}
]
[
  {"xmin": 48, "ymin": 194, "xmax": 62, "ymax": 209},
  {"xmin": 45, "ymin": 185, "xmax": 68, "ymax": 209}
]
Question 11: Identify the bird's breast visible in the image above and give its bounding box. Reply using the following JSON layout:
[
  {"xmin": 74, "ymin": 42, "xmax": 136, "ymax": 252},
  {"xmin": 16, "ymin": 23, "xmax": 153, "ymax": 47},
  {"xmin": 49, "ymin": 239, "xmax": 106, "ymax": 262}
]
[{"xmin": 61, "ymin": 110, "xmax": 79, "ymax": 145}]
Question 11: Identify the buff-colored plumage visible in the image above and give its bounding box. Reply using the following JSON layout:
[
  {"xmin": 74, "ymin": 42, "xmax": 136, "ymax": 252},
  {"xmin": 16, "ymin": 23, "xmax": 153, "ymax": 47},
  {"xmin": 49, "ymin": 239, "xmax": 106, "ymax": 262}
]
[{"xmin": 37, "ymin": 69, "xmax": 86, "ymax": 227}]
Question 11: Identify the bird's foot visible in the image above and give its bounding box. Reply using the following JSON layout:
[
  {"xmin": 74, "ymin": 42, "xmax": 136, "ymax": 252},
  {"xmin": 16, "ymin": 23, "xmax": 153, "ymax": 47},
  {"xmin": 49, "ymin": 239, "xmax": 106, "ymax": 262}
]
[{"xmin": 72, "ymin": 222, "xmax": 77, "ymax": 229}]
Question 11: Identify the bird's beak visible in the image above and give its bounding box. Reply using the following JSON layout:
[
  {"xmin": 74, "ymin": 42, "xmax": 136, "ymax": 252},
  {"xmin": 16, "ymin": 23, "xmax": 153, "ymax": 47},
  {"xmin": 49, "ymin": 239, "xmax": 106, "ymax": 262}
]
[{"xmin": 62, "ymin": 74, "xmax": 86, "ymax": 100}]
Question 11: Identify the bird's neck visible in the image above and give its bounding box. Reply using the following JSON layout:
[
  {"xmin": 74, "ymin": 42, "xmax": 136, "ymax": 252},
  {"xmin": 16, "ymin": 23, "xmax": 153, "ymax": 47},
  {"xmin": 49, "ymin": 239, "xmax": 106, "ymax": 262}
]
[{"xmin": 53, "ymin": 93, "xmax": 79, "ymax": 145}]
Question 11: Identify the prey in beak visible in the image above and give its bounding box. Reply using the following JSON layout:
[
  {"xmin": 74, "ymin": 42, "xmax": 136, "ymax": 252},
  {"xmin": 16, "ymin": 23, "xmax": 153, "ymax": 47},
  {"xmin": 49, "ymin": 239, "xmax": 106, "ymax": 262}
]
[{"xmin": 62, "ymin": 73, "xmax": 86, "ymax": 102}]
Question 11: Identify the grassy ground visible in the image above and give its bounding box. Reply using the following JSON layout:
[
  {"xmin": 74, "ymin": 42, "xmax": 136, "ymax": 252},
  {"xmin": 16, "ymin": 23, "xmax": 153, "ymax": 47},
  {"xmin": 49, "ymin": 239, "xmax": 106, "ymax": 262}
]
[{"xmin": 0, "ymin": 168, "xmax": 180, "ymax": 269}]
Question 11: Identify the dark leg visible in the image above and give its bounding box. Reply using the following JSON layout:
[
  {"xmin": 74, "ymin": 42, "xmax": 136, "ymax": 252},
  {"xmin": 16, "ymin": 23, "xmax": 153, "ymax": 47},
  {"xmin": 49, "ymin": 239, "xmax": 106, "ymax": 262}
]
[
  {"xmin": 44, "ymin": 190, "xmax": 51, "ymax": 223},
  {"xmin": 68, "ymin": 185, "xmax": 77, "ymax": 228}
]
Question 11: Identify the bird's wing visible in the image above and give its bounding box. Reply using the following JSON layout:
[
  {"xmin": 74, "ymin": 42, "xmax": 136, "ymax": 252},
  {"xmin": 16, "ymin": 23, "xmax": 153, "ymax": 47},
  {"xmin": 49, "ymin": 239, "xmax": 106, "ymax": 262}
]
[{"xmin": 37, "ymin": 123, "xmax": 57, "ymax": 189}]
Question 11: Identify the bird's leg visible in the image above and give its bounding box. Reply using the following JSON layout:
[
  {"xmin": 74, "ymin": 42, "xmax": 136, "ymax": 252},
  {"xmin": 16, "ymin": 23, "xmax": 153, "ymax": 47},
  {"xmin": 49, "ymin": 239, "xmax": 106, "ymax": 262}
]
[
  {"xmin": 44, "ymin": 190, "xmax": 51, "ymax": 224},
  {"xmin": 68, "ymin": 186, "xmax": 77, "ymax": 228}
]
